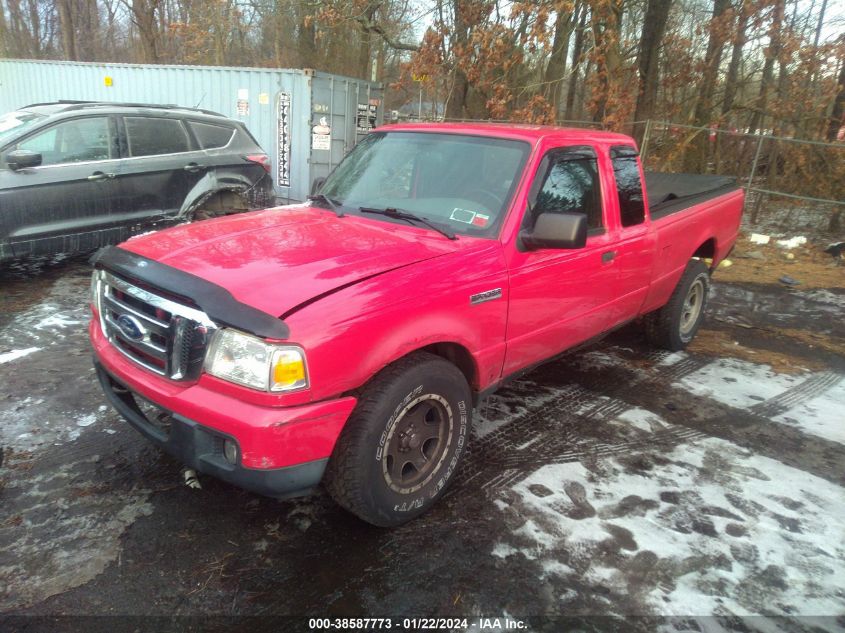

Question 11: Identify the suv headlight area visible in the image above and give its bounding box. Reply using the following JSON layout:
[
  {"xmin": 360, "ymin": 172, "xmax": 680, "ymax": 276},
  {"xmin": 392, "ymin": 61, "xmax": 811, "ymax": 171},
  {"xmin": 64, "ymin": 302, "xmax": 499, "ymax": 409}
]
[{"xmin": 204, "ymin": 329, "xmax": 308, "ymax": 393}]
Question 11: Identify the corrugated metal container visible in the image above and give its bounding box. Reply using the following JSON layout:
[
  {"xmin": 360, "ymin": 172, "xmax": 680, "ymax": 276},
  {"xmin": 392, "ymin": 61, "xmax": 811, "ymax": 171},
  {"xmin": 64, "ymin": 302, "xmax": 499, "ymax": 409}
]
[{"xmin": 0, "ymin": 59, "xmax": 383, "ymax": 202}]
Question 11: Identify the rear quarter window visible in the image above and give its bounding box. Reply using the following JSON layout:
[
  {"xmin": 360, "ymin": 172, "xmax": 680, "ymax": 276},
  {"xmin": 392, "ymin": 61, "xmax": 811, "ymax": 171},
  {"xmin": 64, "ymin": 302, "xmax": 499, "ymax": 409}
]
[
  {"xmin": 189, "ymin": 121, "xmax": 235, "ymax": 149},
  {"xmin": 610, "ymin": 145, "xmax": 646, "ymax": 227},
  {"xmin": 125, "ymin": 117, "xmax": 191, "ymax": 157}
]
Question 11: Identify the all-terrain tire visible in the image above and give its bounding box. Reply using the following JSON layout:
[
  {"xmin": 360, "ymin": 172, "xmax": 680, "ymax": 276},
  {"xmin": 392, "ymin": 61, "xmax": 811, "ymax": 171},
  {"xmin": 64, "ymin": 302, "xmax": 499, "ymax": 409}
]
[
  {"xmin": 644, "ymin": 258, "xmax": 711, "ymax": 351},
  {"xmin": 324, "ymin": 352, "xmax": 472, "ymax": 527}
]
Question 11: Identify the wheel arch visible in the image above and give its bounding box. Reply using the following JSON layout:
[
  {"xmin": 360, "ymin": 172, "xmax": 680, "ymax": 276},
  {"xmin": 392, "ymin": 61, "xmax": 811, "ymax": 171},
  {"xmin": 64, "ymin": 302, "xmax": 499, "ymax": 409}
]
[
  {"xmin": 178, "ymin": 172, "xmax": 252, "ymax": 218},
  {"xmin": 421, "ymin": 341, "xmax": 478, "ymax": 391},
  {"xmin": 692, "ymin": 237, "xmax": 717, "ymax": 269}
]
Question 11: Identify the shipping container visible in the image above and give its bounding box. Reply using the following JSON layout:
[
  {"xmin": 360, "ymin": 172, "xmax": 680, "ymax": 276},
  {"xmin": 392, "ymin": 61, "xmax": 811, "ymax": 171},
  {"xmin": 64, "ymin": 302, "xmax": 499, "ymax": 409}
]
[{"xmin": 0, "ymin": 59, "xmax": 384, "ymax": 203}]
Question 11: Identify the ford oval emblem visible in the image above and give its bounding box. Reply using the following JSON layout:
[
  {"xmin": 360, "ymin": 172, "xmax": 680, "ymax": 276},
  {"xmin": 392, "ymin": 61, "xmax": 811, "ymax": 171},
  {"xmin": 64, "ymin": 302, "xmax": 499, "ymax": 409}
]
[{"xmin": 116, "ymin": 314, "xmax": 146, "ymax": 342}]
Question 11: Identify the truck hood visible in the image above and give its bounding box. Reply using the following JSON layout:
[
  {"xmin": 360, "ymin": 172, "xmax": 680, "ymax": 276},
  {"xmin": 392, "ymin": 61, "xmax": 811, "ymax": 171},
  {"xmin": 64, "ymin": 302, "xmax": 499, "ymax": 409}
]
[{"xmin": 121, "ymin": 205, "xmax": 468, "ymax": 319}]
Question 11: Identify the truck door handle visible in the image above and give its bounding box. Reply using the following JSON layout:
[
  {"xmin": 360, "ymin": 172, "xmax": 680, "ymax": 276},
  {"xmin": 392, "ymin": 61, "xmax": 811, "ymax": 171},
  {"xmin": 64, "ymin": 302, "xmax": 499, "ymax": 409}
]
[
  {"xmin": 602, "ymin": 251, "xmax": 616, "ymax": 263},
  {"xmin": 87, "ymin": 171, "xmax": 115, "ymax": 181},
  {"xmin": 183, "ymin": 163, "xmax": 205, "ymax": 173}
]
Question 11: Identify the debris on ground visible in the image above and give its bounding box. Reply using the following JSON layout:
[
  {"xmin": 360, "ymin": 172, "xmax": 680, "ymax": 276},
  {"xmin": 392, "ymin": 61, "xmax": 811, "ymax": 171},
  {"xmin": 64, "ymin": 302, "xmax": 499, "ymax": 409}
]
[
  {"xmin": 779, "ymin": 275, "xmax": 801, "ymax": 286},
  {"xmin": 715, "ymin": 234, "xmax": 845, "ymax": 289},
  {"xmin": 775, "ymin": 235, "xmax": 808, "ymax": 249},
  {"xmin": 749, "ymin": 233, "xmax": 771, "ymax": 245},
  {"xmin": 824, "ymin": 241, "xmax": 845, "ymax": 262},
  {"xmin": 183, "ymin": 469, "xmax": 202, "ymax": 489}
]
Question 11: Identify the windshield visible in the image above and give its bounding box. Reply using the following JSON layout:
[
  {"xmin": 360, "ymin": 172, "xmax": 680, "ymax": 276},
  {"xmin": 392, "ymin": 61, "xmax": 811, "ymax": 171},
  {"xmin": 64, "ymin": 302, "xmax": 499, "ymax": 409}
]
[
  {"xmin": 0, "ymin": 111, "xmax": 46, "ymax": 146},
  {"xmin": 321, "ymin": 132, "xmax": 530, "ymax": 237}
]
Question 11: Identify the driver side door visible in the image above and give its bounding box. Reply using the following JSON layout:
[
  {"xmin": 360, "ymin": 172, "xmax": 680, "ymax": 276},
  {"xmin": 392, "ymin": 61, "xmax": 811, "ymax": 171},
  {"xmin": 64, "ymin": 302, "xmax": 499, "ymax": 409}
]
[
  {"xmin": 0, "ymin": 115, "xmax": 120, "ymax": 257},
  {"xmin": 503, "ymin": 145, "xmax": 619, "ymax": 376}
]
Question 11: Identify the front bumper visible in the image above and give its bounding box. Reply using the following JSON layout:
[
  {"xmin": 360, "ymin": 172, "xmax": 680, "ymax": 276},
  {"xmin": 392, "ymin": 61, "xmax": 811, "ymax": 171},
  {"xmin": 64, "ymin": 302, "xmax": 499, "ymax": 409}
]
[
  {"xmin": 91, "ymin": 318, "xmax": 357, "ymax": 498},
  {"xmin": 95, "ymin": 362, "xmax": 326, "ymax": 498}
]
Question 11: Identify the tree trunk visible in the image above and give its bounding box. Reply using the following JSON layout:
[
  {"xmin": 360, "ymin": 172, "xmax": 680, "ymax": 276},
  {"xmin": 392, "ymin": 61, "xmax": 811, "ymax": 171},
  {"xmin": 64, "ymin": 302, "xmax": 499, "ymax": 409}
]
[
  {"xmin": 826, "ymin": 53, "xmax": 845, "ymax": 141},
  {"xmin": 685, "ymin": 0, "xmax": 732, "ymax": 172},
  {"xmin": 57, "ymin": 0, "xmax": 78, "ymax": 60},
  {"xmin": 0, "ymin": 1, "xmax": 9, "ymax": 57},
  {"xmin": 357, "ymin": 2, "xmax": 379, "ymax": 80},
  {"xmin": 564, "ymin": 7, "xmax": 588, "ymax": 121},
  {"xmin": 590, "ymin": 0, "xmax": 624, "ymax": 125},
  {"xmin": 26, "ymin": 0, "xmax": 42, "ymax": 57},
  {"xmin": 747, "ymin": 0, "xmax": 785, "ymax": 136},
  {"xmin": 444, "ymin": 0, "xmax": 474, "ymax": 119},
  {"xmin": 721, "ymin": 0, "xmax": 749, "ymax": 120},
  {"xmin": 543, "ymin": 4, "xmax": 577, "ymax": 115},
  {"xmin": 632, "ymin": 0, "xmax": 672, "ymax": 143},
  {"xmin": 131, "ymin": 0, "xmax": 161, "ymax": 63}
]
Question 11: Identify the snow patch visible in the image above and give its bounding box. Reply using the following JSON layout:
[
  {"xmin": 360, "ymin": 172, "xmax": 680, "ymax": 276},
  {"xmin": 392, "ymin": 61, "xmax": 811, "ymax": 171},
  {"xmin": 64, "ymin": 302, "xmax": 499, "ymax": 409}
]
[
  {"xmin": 678, "ymin": 358, "xmax": 844, "ymax": 445},
  {"xmin": 76, "ymin": 413, "xmax": 98, "ymax": 428},
  {"xmin": 34, "ymin": 313, "xmax": 82, "ymax": 330},
  {"xmin": 0, "ymin": 347, "xmax": 40, "ymax": 364},
  {"xmin": 773, "ymin": 378, "xmax": 845, "ymax": 446},
  {"xmin": 493, "ymin": 433, "xmax": 845, "ymax": 619},
  {"xmin": 677, "ymin": 357, "xmax": 802, "ymax": 409}
]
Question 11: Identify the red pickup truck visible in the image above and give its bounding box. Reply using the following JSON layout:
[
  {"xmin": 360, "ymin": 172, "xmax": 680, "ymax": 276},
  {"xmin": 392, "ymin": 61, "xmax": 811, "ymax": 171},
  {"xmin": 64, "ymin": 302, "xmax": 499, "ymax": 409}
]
[{"xmin": 89, "ymin": 123, "xmax": 743, "ymax": 526}]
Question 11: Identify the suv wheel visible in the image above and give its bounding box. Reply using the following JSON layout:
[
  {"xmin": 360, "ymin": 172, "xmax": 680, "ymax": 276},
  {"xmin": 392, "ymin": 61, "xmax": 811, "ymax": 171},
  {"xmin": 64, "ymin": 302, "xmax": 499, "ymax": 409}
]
[{"xmin": 324, "ymin": 352, "xmax": 471, "ymax": 527}]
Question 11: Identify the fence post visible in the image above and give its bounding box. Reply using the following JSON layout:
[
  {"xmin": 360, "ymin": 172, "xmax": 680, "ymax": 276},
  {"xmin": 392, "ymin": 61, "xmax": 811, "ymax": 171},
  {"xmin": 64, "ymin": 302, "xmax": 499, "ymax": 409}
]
[
  {"xmin": 747, "ymin": 134, "xmax": 765, "ymax": 224},
  {"xmin": 640, "ymin": 119, "xmax": 653, "ymax": 165}
]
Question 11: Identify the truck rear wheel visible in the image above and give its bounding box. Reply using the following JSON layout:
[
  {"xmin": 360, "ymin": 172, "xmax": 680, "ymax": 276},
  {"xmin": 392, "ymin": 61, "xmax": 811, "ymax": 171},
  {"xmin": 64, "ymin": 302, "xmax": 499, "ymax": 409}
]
[
  {"xmin": 324, "ymin": 352, "xmax": 471, "ymax": 527},
  {"xmin": 644, "ymin": 258, "xmax": 710, "ymax": 351}
]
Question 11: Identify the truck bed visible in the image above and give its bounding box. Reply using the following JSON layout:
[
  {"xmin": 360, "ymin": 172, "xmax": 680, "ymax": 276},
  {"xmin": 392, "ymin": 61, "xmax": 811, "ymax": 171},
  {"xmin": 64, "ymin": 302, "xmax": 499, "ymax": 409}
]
[{"xmin": 645, "ymin": 172, "xmax": 740, "ymax": 220}]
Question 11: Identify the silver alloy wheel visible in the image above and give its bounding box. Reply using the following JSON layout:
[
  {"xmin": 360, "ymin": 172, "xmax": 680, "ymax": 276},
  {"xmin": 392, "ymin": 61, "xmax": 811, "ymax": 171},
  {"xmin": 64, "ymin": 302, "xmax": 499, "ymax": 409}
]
[
  {"xmin": 381, "ymin": 393, "xmax": 454, "ymax": 495},
  {"xmin": 680, "ymin": 278, "xmax": 705, "ymax": 335}
]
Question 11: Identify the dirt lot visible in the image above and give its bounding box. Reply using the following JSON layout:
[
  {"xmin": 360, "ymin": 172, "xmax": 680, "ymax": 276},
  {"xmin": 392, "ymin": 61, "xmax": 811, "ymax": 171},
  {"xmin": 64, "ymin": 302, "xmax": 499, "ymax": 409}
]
[{"xmin": 1, "ymin": 238, "xmax": 843, "ymax": 633}]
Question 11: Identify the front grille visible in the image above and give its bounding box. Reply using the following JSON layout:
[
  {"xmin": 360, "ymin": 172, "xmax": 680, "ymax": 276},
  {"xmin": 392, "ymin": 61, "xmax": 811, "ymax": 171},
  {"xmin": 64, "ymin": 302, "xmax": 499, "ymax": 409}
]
[{"xmin": 94, "ymin": 269, "xmax": 216, "ymax": 380}]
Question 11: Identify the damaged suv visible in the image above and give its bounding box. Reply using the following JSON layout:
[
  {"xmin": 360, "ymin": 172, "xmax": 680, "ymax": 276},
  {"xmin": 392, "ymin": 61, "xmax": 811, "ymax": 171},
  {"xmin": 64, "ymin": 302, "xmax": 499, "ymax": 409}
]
[{"xmin": 0, "ymin": 101, "xmax": 273, "ymax": 262}]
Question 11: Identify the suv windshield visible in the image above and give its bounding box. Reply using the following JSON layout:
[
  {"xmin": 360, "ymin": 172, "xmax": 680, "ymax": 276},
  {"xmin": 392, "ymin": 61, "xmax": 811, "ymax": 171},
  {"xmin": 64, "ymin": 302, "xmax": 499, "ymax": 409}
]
[
  {"xmin": 321, "ymin": 132, "xmax": 530, "ymax": 237},
  {"xmin": 0, "ymin": 111, "xmax": 46, "ymax": 146}
]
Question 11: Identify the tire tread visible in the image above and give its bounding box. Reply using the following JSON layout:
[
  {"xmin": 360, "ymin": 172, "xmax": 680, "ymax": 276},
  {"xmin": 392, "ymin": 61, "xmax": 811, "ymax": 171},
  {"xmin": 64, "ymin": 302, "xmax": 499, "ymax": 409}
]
[{"xmin": 324, "ymin": 351, "xmax": 464, "ymax": 526}]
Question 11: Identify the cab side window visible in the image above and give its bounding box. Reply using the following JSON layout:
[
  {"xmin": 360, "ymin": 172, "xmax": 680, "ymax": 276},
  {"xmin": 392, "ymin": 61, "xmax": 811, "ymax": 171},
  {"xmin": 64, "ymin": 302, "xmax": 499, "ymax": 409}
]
[
  {"xmin": 529, "ymin": 147, "xmax": 603, "ymax": 231},
  {"xmin": 16, "ymin": 117, "xmax": 113, "ymax": 166},
  {"xmin": 610, "ymin": 145, "xmax": 646, "ymax": 227}
]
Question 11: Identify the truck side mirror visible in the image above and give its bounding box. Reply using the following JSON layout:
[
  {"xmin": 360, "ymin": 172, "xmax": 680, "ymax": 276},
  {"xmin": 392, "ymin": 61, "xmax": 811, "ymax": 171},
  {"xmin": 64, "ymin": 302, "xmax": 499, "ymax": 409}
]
[
  {"xmin": 520, "ymin": 212, "xmax": 587, "ymax": 250},
  {"xmin": 310, "ymin": 177, "xmax": 326, "ymax": 195},
  {"xmin": 5, "ymin": 149, "xmax": 42, "ymax": 170}
]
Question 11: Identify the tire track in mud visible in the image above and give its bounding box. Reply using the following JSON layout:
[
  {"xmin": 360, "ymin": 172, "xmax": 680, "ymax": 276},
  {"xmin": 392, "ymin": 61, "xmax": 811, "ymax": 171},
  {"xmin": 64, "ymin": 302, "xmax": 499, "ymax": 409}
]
[
  {"xmin": 748, "ymin": 371, "xmax": 842, "ymax": 417},
  {"xmin": 458, "ymin": 346, "xmax": 844, "ymax": 495},
  {"xmin": 457, "ymin": 350, "xmax": 711, "ymax": 492}
]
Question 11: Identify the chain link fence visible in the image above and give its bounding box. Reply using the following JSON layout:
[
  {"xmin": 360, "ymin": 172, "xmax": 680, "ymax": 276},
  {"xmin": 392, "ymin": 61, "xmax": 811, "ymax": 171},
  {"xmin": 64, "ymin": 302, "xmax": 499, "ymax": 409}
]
[
  {"xmin": 639, "ymin": 120, "xmax": 845, "ymax": 234},
  {"xmin": 436, "ymin": 116, "xmax": 845, "ymax": 234}
]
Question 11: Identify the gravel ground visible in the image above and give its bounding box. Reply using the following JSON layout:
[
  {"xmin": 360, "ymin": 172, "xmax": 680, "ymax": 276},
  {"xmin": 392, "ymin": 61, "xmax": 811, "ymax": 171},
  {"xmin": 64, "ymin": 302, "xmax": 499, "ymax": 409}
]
[{"xmin": 1, "ymin": 254, "xmax": 843, "ymax": 633}]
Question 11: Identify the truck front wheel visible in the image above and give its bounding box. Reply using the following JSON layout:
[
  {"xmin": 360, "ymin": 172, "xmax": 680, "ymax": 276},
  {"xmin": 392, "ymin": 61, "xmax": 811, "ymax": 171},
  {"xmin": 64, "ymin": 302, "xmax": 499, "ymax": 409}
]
[
  {"xmin": 644, "ymin": 258, "xmax": 711, "ymax": 351},
  {"xmin": 324, "ymin": 352, "xmax": 471, "ymax": 527}
]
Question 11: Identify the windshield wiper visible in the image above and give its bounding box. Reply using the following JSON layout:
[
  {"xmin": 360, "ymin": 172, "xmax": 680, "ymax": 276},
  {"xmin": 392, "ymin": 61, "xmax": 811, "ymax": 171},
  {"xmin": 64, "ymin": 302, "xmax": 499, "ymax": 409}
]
[
  {"xmin": 359, "ymin": 207, "xmax": 456, "ymax": 240},
  {"xmin": 307, "ymin": 193, "xmax": 344, "ymax": 217}
]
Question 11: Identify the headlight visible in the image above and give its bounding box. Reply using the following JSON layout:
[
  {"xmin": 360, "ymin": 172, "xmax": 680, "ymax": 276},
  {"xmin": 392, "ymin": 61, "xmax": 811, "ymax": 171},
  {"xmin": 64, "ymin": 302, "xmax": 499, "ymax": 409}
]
[{"xmin": 204, "ymin": 329, "xmax": 308, "ymax": 392}]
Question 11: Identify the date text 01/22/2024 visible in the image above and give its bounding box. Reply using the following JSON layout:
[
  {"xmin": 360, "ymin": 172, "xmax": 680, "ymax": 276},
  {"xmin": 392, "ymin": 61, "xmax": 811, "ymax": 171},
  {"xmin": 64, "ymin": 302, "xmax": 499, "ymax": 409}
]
[{"xmin": 307, "ymin": 617, "xmax": 527, "ymax": 630}]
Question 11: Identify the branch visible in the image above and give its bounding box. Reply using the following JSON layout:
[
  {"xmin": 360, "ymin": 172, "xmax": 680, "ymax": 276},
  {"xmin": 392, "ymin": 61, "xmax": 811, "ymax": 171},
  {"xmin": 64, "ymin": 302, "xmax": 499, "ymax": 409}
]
[{"xmin": 356, "ymin": 13, "xmax": 419, "ymax": 51}]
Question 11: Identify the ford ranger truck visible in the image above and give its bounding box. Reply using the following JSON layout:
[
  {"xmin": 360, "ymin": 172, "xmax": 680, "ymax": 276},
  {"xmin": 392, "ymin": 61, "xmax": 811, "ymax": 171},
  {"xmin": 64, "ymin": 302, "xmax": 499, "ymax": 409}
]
[{"xmin": 89, "ymin": 123, "xmax": 743, "ymax": 527}]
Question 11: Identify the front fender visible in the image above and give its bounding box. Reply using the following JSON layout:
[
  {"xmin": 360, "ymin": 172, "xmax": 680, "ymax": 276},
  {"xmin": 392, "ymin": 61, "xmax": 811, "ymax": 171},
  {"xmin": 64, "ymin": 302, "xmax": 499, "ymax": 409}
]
[{"xmin": 284, "ymin": 242, "xmax": 510, "ymax": 402}]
